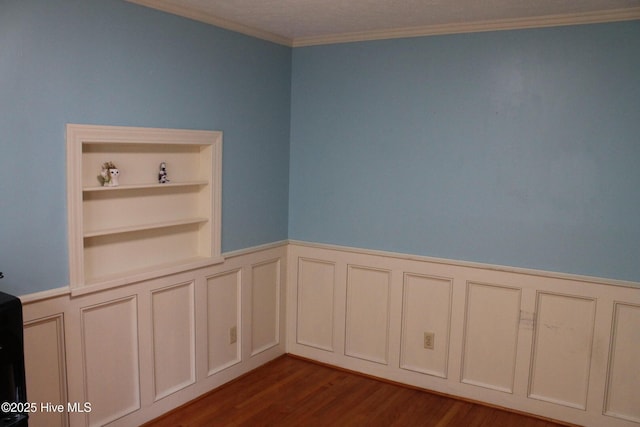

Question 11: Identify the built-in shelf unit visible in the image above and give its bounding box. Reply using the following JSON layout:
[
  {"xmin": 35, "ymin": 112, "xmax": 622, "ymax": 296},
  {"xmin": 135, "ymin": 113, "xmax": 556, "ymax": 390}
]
[{"xmin": 66, "ymin": 124, "xmax": 223, "ymax": 294}]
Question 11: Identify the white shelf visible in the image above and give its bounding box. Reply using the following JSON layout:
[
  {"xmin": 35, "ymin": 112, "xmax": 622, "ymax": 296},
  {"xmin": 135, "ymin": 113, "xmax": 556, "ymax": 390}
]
[
  {"xmin": 67, "ymin": 124, "xmax": 223, "ymax": 290},
  {"xmin": 84, "ymin": 217, "xmax": 209, "ymax": 238},
  {"xmin": 83, "ymin": 181, "xmax": 208, "ymax": 192}
]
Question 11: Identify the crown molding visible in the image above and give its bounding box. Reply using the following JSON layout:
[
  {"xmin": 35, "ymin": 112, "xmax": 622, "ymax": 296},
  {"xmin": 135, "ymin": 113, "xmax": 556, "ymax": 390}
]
[
  {"xmin": 127, "ymin": 1, "xmax": 640, "ymax": 48},
  {"xmin": 126, "ymin": 0, "xmax": 293, "ymax": 46},
  {"xmin": 293, "ymin": 7, "xmax": 640, "ymax": 47}
]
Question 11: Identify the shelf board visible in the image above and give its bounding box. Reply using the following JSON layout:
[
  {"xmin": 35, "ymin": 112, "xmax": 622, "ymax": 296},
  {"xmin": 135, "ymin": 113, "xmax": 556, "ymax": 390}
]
[
  {"xmin": 83, "ymin": 181, "xmax": 208, "ymax": 192},
  {"xmin": 84, "ymin": 217, "xmax": 209, "ymax": 238}
]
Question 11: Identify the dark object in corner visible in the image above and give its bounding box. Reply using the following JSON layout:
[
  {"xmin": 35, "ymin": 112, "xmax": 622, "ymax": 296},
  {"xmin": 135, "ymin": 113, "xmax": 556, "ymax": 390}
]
[{"xmin": 0, "ymin": 291, "xmax": 28, "ymax": 426}]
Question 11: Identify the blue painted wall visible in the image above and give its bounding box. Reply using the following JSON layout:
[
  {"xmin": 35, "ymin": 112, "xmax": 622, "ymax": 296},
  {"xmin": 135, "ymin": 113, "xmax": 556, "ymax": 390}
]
[
  {"xmin": 289, "ymin": 22, "xmax": 640, "ymax": 282},
  {"xmin": 0, "ymin": 0, "xmax": 291, "ymax": 295},
  {"xmin": 2, "ymin": 1, "xmax": 638, "ymax": 296}
]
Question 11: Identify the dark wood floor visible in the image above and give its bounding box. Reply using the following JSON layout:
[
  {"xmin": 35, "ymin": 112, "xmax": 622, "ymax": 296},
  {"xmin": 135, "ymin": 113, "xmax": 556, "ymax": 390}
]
[{"xmin": 145, "ymin": 355, "xmax": 573, "ymax": 427}]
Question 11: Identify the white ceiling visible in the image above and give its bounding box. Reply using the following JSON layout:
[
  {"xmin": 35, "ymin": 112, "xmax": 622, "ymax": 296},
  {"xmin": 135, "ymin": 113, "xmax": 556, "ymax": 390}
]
[{"xmin": 128, "ymin": 0, "xmax": 640, "ymax": 46}]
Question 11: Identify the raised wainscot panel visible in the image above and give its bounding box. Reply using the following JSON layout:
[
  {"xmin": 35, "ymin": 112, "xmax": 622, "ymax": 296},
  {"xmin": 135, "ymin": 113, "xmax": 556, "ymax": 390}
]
[
  {"xmin": 151, "ymin": 282, "xmax": 196, "ymax": 401},
  {"xmin": 345, "ymin": 265, "xmax": 391, "ymax": 365},
  {"xmin": 81, "ymin": 296, "xmax": 140, "ymax": 426},
  {"xmin": 296, "ymin": 257, "xmax": 336, "ymax": 352},
  {"xmin": 206, "ymin": 270, "xmax": 242, "ymax": 375},
  {"xmin": 23, "ymin": 315, "xmax": 68, "ymax": 427},
  {"xmin": 528, "ymin": 292, "xmax": 596, "ymax": 409},
  {"xmin": 461, "ymin": 282, "xmax": 521, "ymax": 393},
  {"xmin": 400, "ymin": 273, "xmax": 452, "ymax": 378},
  {"xmin": 251, "ymin": 259, "xmax": 281, "ymax": 355},
  {"xmin": 604, "ymin": 302, "xmax": 640, "ymax": 423}
]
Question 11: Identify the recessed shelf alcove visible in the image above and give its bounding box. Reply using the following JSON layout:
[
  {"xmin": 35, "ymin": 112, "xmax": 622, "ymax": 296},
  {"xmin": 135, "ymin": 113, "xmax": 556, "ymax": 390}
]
[{"xmin": 66, "ymin": 124, "xmax": 223, "ymax": 294}]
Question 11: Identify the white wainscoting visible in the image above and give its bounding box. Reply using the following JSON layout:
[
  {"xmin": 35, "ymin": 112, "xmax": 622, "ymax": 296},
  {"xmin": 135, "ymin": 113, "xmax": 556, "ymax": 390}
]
[
  {"xmin": 23, "ymin": 314, "xmax": 68, "ymax": 427},
  {"xmin": 20, "ymin": 240, "xmax": 640, "ymax": 426},
  {"xmin": 20, "ymin": 243, "xmax": 287, "ymax": 427},
  {"xmin": 344, "ymin": 265, "xmax": 391, "ymax": 365},
  {"xmin": 461, "ymin": 282, "xmax": 521, "ymax": 394},
  {"xmin": 205, "ymin": 269, "xmax": 242, "ymax": 375},
  {"xmin": 604, "ymin": 302, "xmax": 640, "ymax": 423},
  {"xmin": 286, "ymin": 241, "xmax": 640, "ymax": 427},
  {"xmin": 296, "ymin": 258, "xmax": 336, "ymax": 352},
  {"xmin": 250, "ymin": 259, "xmax": 281, "ymax": 356},
  {"xmin": 151, "ymin": 282, "xmax": 195, "ymax": 401},
  {"xmin": 528, "ymin": 292, "xmax": 597, "ymax": 409},
  {"xmin": 81, "ymin": 296, "xmax": 141, "ymax": 426},
  {"xmin": 400, "ymin": 273, "xmax": 452, "ymax": 378}
]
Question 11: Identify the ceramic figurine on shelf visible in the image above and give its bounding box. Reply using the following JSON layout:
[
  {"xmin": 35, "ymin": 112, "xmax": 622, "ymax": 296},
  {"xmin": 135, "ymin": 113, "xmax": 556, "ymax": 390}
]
[
  {"xmin": 158, "ymin": 161, "xmax": 170, "ymax": 184},
  {"xmin": 98, "ymin": 161, "xmax": 120, "ymax": 187}
]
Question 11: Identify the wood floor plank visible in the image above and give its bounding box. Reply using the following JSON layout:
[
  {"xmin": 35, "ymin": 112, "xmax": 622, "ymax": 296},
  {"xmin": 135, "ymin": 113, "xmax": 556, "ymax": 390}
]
[{"xmin": 143, "ymin": 356, "xmax": 574, "ymax": 427}]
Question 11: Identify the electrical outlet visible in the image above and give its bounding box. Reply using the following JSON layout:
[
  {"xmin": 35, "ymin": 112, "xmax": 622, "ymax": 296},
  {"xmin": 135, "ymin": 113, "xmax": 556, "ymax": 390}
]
[
  {"xmin": 229, "ymin": 326, "xmax": 237, "ymax": 344},
  {"xmin": 423, "ymin": 332, "xmax": 435, "ymax": 350}
]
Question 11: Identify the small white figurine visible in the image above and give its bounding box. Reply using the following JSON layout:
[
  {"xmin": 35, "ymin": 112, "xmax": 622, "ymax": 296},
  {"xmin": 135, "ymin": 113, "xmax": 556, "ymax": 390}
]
[
  {"xmin": 98, "ymin": 161, "xmax": 120, "ymax": 187},
  {"xmin": 108, "ymin": 168, "xmax": 120, "ymax": 186},
  {"xmin": 158, "ymin": 161, "xmax": 170, "ymax": 184}
]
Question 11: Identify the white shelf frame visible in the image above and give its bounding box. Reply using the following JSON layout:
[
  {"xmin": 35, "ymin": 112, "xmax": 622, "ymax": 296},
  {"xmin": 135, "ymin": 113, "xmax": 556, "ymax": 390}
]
[{"xmin": 67, "ymin": 124, "xmax": 223, "ymax": 293}]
